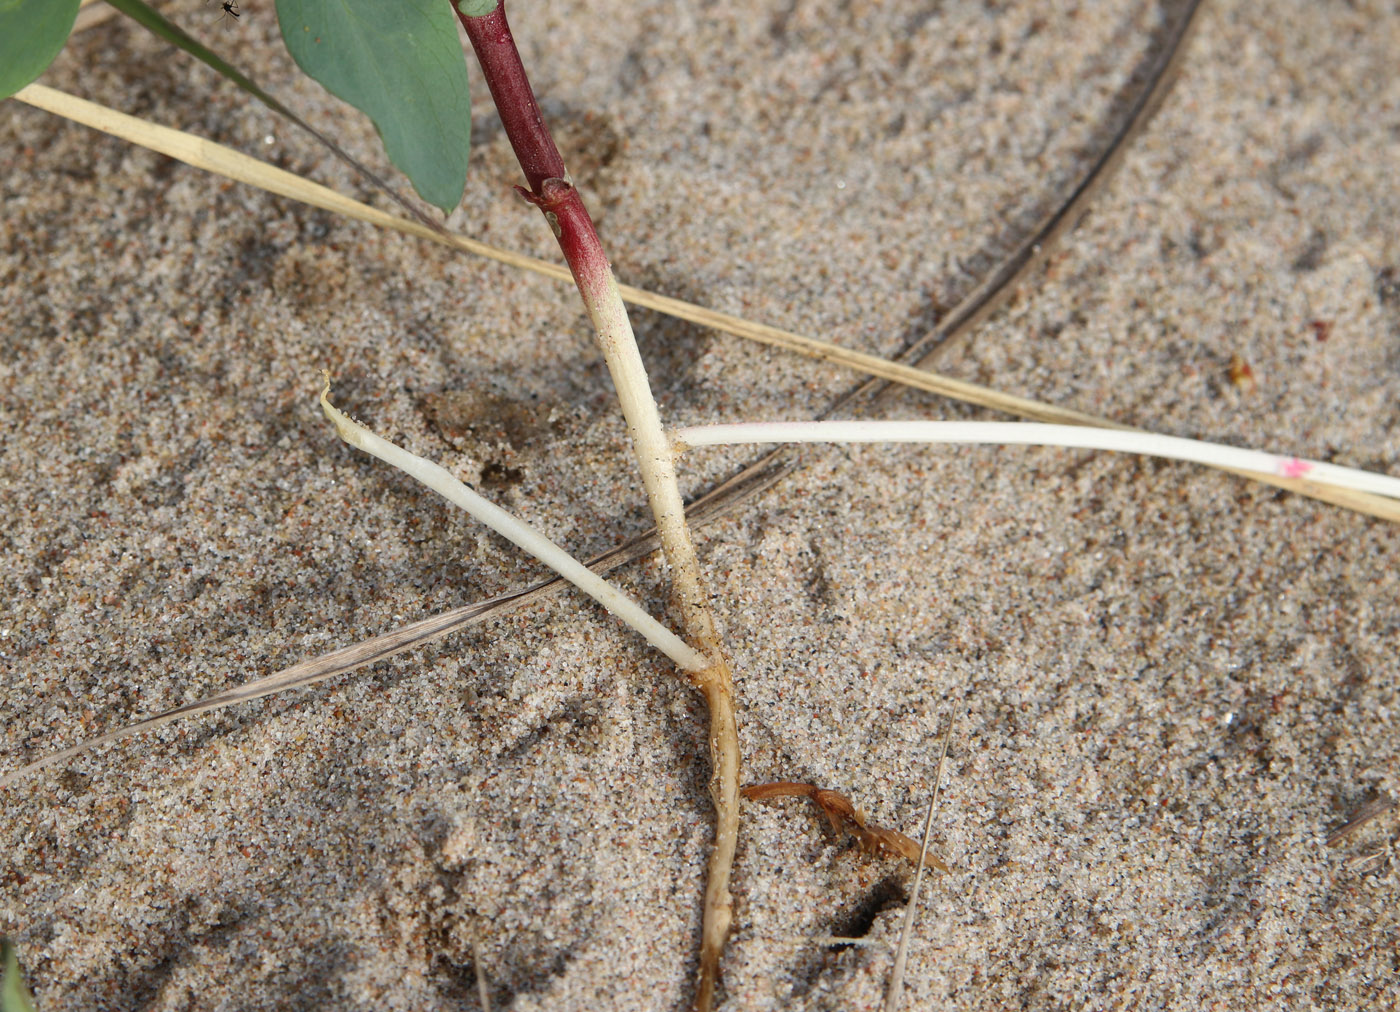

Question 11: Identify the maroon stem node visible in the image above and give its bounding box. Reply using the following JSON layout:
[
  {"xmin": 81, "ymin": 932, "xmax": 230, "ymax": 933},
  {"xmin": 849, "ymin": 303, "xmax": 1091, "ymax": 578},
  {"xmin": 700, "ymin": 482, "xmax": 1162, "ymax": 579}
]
[{"xmin": 456, "ymin": 5, "xmax": 617, "ymax": 339}]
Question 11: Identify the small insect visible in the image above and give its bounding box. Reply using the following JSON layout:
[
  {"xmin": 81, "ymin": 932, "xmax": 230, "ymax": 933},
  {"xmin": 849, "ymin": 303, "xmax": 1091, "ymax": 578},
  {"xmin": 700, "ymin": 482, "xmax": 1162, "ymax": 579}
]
[{"xmin": 210, "ymin": 0, "xmax": 240, "ymax": 25}]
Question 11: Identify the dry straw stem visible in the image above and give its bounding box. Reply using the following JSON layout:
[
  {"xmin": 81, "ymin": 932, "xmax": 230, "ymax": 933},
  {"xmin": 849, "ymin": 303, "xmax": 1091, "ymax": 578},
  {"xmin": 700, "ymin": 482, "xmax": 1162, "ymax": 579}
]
[
  {"xmin": 1325, "ymin": 792, "xmax": 1399, "ymax": 848},
  {"xmin": 13, "ymin": 80, "xmax": 1400, "ymax": 526},
  {"xmin": 73, "ymin": 0, "xmax": 124, "ymax": 35},
  {"xmin": 12, "ymin": 82, "xmax": 1398, "ymax": 524},
  {"xmin": 13, "ymin": 82, "xmax": 1400, "ymax": 525},
  {"xmin": 470, "ymin": 937, "xmax": 492, "ymax": 1012},
  {"xmin": 325, "ymin": 316, "xmax": 737, "ymax": 1005},
  {"xmin": 884, "ymin": 718, "xmax": 957, "ymax": 1012},
  {"xmin": 672, "ymin": 421, "xmax": 1400, "ymax": 503}
]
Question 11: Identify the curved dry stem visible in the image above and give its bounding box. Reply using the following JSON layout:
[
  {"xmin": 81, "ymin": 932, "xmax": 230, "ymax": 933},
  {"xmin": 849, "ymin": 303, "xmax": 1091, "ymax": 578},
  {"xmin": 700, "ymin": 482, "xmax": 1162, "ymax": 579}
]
[
  {"xmin": 672, "ymin": 420, "xmax": 1400, "ymax": 511},
  {"xmin": 20, "ymin": 69, "xmax": 1399, "ymax": 527},
  {"xmin": 320, "ymin": 377, "xmax": 707, "ymax": 673}
]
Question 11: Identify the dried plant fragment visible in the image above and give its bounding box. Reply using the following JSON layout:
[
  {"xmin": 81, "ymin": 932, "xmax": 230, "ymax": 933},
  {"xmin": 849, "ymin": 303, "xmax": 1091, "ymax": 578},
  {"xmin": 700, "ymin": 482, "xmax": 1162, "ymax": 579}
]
[
  {"xmin": 1227, "ymin": 353, "xmax": 1256, "ymax": 391},
  {"xmin": 1326, "ymin": 791, "xmax": 1398, "ymax": 848},
  {"xmin": 742, "ymin": 782, "xmax": 948, "ymax": 872},
  {"xmin": 320, "ymin": 374, "xmax": 708, "ymax": 673}
]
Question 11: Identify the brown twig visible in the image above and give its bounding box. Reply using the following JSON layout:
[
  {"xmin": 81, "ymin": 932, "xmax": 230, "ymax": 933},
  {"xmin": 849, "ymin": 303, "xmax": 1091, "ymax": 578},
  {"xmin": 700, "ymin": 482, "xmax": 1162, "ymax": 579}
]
[{"xmin": 742, "ymin": 782, "xmax": 948, "ymax": 873}]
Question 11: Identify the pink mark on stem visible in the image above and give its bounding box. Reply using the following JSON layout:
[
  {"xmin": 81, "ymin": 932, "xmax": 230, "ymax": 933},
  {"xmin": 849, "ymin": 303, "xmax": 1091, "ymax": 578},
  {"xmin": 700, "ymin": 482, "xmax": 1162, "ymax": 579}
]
[{"xmin": 1280, "ymin": 457, "xmax": 1314, "ymax": 479}]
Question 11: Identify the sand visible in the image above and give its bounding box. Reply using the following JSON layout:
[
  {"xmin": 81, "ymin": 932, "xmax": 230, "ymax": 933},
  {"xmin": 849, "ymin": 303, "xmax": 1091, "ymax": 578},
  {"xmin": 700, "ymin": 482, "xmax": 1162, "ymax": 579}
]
[{"xmin": 2, "ymin": 0, "xmax": 1398, "ymax": 1008}]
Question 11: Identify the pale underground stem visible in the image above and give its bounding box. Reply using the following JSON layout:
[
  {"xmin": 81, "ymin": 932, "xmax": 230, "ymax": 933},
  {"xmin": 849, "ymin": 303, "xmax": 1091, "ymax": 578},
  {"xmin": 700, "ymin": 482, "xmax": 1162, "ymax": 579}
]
[
  {"xmin": 560, "ymin": 232, "xmax": 741, "ymax": 1008},
  {"xmin": 565, "ymin": 214, "xmax": 720, "ymax": 648},
  {"xmin": 670, "ymin": 420, "xmax": 1400, "ymax": 500},
  {"xmin": 455, "ymin": 4, "xmax": 740, "ymax": 1006},
  {"xmin": 531, "ymin": 175, "xmax": 741, "ymax": 1012}
]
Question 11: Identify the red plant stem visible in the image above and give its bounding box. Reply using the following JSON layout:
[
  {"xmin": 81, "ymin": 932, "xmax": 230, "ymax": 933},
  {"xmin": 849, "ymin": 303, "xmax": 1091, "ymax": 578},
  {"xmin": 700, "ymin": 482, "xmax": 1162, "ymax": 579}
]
[
  {"xmin": 453, "ymin": 0, "xmax": 724, "ymax": 683},
  {"xmin": 456, "ymin": 2, "xmax": 564, "ymax": 194},
  {"xmin": 453, "ymin": 4, "xmax": 739, "ymax": 1010}
]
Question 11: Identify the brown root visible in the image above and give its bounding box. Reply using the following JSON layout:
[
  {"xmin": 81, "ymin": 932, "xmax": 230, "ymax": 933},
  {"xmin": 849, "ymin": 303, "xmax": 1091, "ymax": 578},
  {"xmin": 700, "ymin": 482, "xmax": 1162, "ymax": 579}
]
[{"xmin": 741, "ymin": 781, "xmax": 948, "ymax": 873}]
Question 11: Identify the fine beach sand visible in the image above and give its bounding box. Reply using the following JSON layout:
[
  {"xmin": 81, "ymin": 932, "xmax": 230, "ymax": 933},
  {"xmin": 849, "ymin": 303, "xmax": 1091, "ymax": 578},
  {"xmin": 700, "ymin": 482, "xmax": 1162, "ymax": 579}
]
[{"xmin": 2, "ymin": 1, "xmax": 1398, "ymax": 1008}]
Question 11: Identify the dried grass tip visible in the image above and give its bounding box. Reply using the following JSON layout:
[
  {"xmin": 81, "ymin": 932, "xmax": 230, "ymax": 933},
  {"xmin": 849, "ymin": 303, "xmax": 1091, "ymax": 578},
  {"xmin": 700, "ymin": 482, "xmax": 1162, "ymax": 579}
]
[{"xmin": 742, "ymin": 781, "xmax": 948, "ymax": 872}]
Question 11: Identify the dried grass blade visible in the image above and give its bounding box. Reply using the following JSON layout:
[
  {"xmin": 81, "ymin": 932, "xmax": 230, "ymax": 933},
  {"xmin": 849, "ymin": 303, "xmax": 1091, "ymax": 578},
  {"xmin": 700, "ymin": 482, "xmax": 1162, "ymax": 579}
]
[
  {"xmin": 896, "ymin": 0, "xmax": 1207, "ymax": 371},
  {"xmin": 674, "ymin": 421, "xmax": 1400, "ymax": 509},
  {"xmin": 0, "ymin": 582, "xmax": 575, "ymax": 787},
  {"xmin": 22, "ymin": 75, "xmax": 1391, "ymax": 523},
  {"xmin": 10, "ymin": 87, "xmax": 1088, "ymax": 424},
  {"xmin": 884, "ymin": 717, "xmax": 955, "ymax": 1012},
  {"xmin": 1326, "ymin": 792, "xmax": 1399, "ymax": 848},
  {"xmin": 319, "ymin": 377, "xmax": 705, "ymax": 672}
]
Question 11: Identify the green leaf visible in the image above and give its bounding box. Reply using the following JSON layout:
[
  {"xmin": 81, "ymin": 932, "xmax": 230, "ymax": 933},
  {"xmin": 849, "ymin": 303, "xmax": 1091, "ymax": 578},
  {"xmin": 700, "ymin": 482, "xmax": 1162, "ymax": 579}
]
[
  {"xmin": 0, "ymin": 0, "xmax": 80, "ymax": 99},
  {"xmin": 102, "ymin": 0, "xmax": 449, "ymax": 237},
  {"xmin": 277, "ymin": 0, "xmax": 471, "ymax": 214},
  {"xmin": 457, "ymin": 0, "xmax": 499, "ymax": 16},
  {"xmin": 1, "ymin": 939, "xmax": 37, "ymax": 1012}
]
